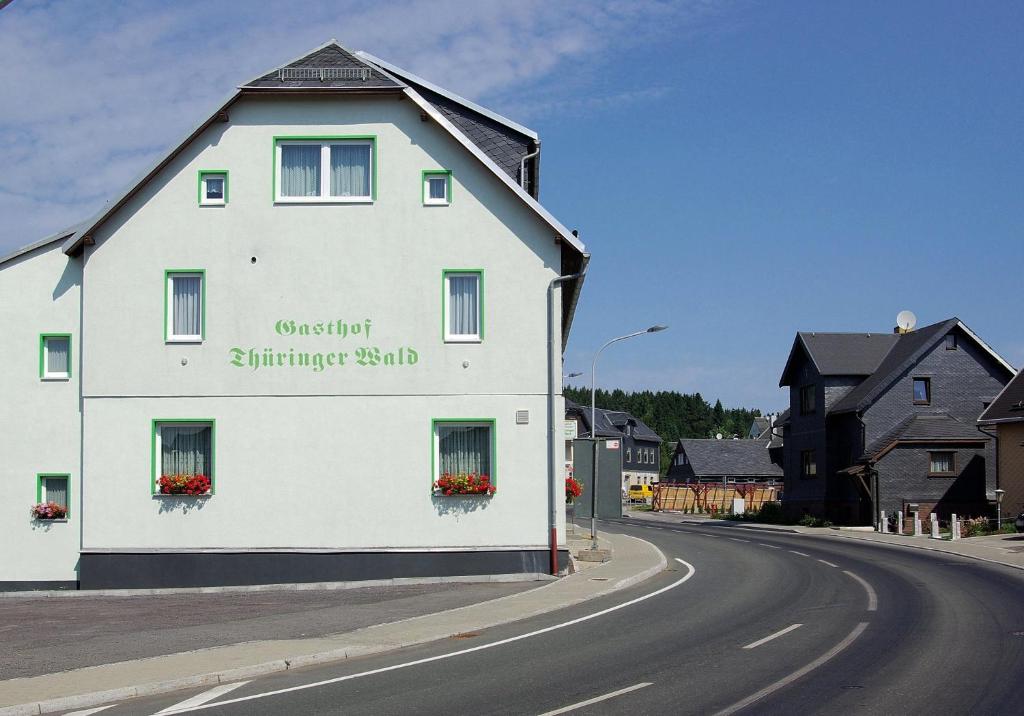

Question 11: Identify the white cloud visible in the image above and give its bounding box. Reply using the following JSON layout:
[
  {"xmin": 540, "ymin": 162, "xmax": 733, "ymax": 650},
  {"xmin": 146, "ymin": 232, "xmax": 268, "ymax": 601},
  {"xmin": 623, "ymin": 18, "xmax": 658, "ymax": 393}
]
[{"xmin": 0, "ymin": 0, "xmax": 726, "ymax": 253}]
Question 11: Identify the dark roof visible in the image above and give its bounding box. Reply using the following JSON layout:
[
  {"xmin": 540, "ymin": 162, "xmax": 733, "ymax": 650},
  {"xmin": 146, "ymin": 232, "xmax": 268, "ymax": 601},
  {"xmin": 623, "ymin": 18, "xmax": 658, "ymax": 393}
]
[
  {"xmin": 862, "ymin": 413, "xmax": 986, "ymax": 461},
  {"xmin": 978, "ymin": 369, "xmax": 1024, "ymax": 423},
  {"xmin": 748, "ymin": 417, "xmax": 771, "ymax": 439},
  {"xmin": 830, "ymin": 319, "xmax": 961, "ymax": 415},
  {"xmin": 565, "ymin": 400, "xmax": 662, "ymax": 442},
  {"xmin": 780, "ymin": 332, "xmax": 898, "ymax": 386},
  {"xmin": 242, "ymin": 43, "xmax": 403, "ymax": 90},
  {"xmin": 676, "ymin": 439, "xmax": 783, "ymax": 478}
]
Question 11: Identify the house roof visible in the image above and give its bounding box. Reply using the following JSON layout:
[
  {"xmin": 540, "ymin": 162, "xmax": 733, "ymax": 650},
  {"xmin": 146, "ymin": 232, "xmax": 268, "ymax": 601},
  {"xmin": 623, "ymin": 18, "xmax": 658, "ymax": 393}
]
[
  {"xmin": 749, "ymin": 416, "xmax": 771, "ymax": 439},
  {"xmin": 0, "ymin": 222, "xmax": 84, "ymax": 268},
  {"xmin": 565, "ymin": 400, "xmax": 662, "ymax": 442},
  {"xmin": 978, "ymin": 368, "xmax": 1024, "ymax": 424},
  {"xmin": 675, "ymin": 439, "xmax": 783, "ymax": 478},
  {"xmin": 861, "ymin": 413, "xmax": 986, "ymax": 462},
  {"xmin": 242, "ymin": 42, "xmax": 404, "ymax": 90},
  {"xmin": 779, "ymin": 331, "xmax": 898, "ymax": 386},
  {"xmin": 830, "ymin": 319, "xmax": 1014, "ymax": 415}
]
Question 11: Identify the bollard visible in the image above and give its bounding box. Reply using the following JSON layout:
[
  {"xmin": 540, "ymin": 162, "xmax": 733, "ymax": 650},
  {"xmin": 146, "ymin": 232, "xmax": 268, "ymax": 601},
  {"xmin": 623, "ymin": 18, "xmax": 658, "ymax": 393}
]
[
  {"xmin": 951, "ymin": 513, "xmax": 960, "ymax": 540},
  {"xmin": 930, "ymin": 514, "xmax": 940, "ymax": 539},
  {"xmin": 913, "ymin": 513, "xmax": 922, "ymax": 537},
  {"xmin": 879, "ymin": 510, "xmax": 888, "ymax": 533}
]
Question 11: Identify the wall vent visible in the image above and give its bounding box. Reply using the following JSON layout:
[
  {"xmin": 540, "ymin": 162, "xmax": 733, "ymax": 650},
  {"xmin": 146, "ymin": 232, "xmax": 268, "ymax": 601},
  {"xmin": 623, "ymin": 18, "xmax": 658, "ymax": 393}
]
[{"xmin": 515, "ymin": 410, "xmax": 530, "ymax": 425}]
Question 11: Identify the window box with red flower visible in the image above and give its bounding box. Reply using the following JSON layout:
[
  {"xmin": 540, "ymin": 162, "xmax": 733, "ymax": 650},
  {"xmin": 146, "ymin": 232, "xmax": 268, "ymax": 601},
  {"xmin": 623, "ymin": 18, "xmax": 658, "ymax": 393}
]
[
  {"xmin": 31, "ymin": 502, "xmax": 69, "ymax": 521},
  {"xmin": 155, "ymin": 474, "xmax": 213, "ymax": 496},
  {"xmin": 432, "ymin": 472, "xmax": 496, "ymax": 496}
]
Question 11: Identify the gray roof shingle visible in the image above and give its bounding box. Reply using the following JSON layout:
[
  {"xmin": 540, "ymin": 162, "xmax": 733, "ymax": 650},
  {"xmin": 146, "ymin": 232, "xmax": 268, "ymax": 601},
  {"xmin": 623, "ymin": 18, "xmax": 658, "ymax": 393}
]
[
  {"xmin": 676, "ymin": 439, "xmax": 783, "ymax": 478},
  {"xmin": 863, "ymin": 412, "xmax": 986, "ymax": 460},
  {"xmin": 978, "ymin": 369, "xmax": 1024, "ymax": 423},
  {"xmin": 780, "ymin": 332, "xmax": 898, "ymax": 386},
  {"xmin": 565, "ymin": 400, "xmax": 661, "ymax": 442},
  {"xmin": 243, "ymin": 44, "xmax": 402, "ymax": 90}
]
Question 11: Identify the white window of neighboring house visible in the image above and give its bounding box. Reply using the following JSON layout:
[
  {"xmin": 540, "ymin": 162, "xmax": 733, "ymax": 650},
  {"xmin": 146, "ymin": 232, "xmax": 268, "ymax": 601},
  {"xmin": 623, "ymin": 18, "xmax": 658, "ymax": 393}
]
[
  {"xmin": 626, "ymin": 448, "xmax": 632, "ymax": 462},
  {"xmin": 199, "ymin": 172, "xmax": 227, "ymax": 205},
  {"xmin": 443, "ymin": 271, "xmax": 483, "ymax": 342},
  {"xmin": 154, "ymin": 421, "xmax": 214, "ymax": 492},
  {"xmin": 40, "ymin": 334, "xmax": 71, "ymax": 380},
  {"xmin": 165, "ymin": 272, "xmax": 204, "ymax": 342},
  {"xmin": 276, "ymin": 139, "xmax": 374, "ymax": 202},
  {"xmin": 434, "ymin": 421, "xmax": 494, "ymax": 481},
  {"xmin": 423, "ymin": 171, "xmax": 451, "ymax": 205}
]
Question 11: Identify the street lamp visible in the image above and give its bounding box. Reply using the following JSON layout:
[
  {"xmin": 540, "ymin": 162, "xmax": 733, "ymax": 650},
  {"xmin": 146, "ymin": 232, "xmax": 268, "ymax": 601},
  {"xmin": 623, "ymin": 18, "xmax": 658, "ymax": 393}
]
[
  {"xmin": 589, "ymin": 325, "xmax": 668, "ymax": 549},
  {"xmin": 996, "ymin": 488, "xmax": 1005, "ymax": 529}
]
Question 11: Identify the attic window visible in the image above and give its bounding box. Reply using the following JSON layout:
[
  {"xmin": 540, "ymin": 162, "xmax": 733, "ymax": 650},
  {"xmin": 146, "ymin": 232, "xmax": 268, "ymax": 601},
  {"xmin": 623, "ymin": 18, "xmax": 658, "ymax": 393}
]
[
  {"xmin": 278, "ymin": 67, "xmax": 370, "ymax": 82},
  {"xmin": 913, "ymin": 377, "xmax": 931, "ymax": 405},
  {"xmin": 945, "ymin": 334, "xmax": 957, "ymax": 350}
]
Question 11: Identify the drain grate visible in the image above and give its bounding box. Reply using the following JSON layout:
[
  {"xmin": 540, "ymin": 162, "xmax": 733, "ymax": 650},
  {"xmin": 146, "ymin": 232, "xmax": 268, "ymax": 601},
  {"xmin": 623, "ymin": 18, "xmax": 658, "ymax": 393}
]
[{"xmin": 451, "ymin": 632, "xmax": 480, "ymax": 639}]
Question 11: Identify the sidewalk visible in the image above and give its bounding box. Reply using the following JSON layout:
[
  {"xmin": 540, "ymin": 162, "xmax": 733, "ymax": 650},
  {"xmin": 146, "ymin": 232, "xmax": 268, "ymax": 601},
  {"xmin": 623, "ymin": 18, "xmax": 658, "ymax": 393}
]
[
  {"xmin": 0, "ymin": 531, "xmax": 665, "ymax": 716},
  {"xmin": 624, "ymin": 509, "xmax": 1024, "ymax": 570}
]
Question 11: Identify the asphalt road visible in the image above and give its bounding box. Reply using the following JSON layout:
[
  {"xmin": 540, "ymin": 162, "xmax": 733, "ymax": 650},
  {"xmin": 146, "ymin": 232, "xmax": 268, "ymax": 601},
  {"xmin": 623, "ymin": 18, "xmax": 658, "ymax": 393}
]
[{"xmin": 63, "ymin": 520, "xmax": 1024, "ymax": 715}]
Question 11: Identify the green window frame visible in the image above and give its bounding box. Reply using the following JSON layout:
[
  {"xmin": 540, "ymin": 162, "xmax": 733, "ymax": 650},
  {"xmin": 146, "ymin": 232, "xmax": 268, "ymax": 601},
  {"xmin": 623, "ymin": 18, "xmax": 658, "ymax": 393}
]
[
  {"xmin": 36, "ymin": 473, "xmax": 71, "ymax": 517},
  {"xmin": 151, "ymin": 419, "xmax": 217, "ymax": 495},
  {"xmin": 164, "ymin": 269, "xmax": 206, "ymax": 342},
  {"xmin": 422, "ymin": 170, "xmax": 452, "ymax": 205},
  {"xmin": 39, "ymin": 333, "xmax": 72, "ymax": 380},
  {"xmin": 198, "ymin": 170, "xmax": 229, "ymax": 206},
  {"xmin": 431, "ymin": 418, "xmax": 497, "ymax": 488},
  {"xmin": 441, "ymin": 269, "xmax": 485, "ymax": 343},
  {"xmin": 272, "ymin": 135, "xmax": 378, "ymax": 203}
]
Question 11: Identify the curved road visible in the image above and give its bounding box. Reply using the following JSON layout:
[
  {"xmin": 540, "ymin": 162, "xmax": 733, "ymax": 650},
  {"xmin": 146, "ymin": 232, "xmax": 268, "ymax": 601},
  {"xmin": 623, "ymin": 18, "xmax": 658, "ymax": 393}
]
[{"xmin": 73, "ymin": 520, "xmax": 1024, "ymax": 715}]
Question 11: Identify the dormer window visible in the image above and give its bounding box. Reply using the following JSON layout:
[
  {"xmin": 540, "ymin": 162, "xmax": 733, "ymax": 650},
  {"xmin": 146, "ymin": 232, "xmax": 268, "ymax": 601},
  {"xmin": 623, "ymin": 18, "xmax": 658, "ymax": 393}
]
[
  {"xmin": 945, "ymin": 333, "xmax": 957, "ymax": 350},
  {"xmin": 913, "ymin": 377, "xmax": 931, "ymax": 405},
  {"xmin": 800, "ymin": 385, "xmax": 816, "ymax": 415}
]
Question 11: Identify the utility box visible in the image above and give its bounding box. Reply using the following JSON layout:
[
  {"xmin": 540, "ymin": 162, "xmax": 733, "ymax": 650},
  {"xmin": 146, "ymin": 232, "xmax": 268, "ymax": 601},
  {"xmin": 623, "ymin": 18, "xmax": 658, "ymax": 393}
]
[{"xmin": 572, "ymin": 438, "xmax": 623, "ymax": 520}]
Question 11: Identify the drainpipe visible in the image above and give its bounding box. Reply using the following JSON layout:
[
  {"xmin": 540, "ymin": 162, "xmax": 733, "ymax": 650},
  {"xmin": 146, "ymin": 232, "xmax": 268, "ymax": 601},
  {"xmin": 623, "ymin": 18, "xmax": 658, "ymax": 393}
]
[
  {"xmin": 977, "ymin": 423, "xmax": 999, "ymax": 501},
  {"xmin": 548, "ymin": 269, "xmax": 584, "ymax": 575},
  {"xmin": 520, "ymin": 140, "xmax": 540, "ymax": 197}
]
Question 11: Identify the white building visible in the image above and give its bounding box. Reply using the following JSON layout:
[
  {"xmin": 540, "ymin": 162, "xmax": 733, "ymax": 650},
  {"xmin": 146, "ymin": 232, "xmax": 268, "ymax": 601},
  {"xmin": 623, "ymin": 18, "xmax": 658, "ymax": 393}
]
[{"xmin": 1, "ymin": 42, "xmax": 588, "ymax": 590}]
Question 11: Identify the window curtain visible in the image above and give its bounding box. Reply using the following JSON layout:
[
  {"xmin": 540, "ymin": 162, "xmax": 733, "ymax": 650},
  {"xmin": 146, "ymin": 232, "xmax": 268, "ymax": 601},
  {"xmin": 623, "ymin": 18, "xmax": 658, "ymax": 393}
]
[
  {"xmin": 448, "ymin": 275, "xmax": 479, "ymax": 336},
  {"xmin": 330, "ymin": 144, "xmax": 370, "ymax": 197},
  {"xmin": 46, "ymin": 337, "xmax": 69, "ymax": 374},
  {"xmin": 931, "ymin": 453, "xmax": 952, "ymax": 473},
  {"xmin": 438, "ymin": 425, "xmax": 491, "ymax": 476},
  {"xmin": 172, "ymin": 276, "xmax": 202, "ymax": 337},
  {"xmin": 161, "ymin": 425, "xmax": 212, "ymax": 477},
  {"xmin": 428, "ymin": 176, "xmax": 446, "ymax": 200},
  {"xmin": 44, "ymin": 477, "xmax": 68, "ymax": 508},
  {"xmin": 281, "ymin": 145, "xmax": 321, "ymax": 197}
]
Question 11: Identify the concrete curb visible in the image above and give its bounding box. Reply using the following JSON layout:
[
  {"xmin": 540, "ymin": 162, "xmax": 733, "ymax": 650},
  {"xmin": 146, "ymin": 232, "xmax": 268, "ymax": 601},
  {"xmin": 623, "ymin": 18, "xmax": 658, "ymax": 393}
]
[
  {"xmin": 0, "ymin": 572, "xmax": 556, "ymax": 600},
  {"xmin": 0, "ymin": 532, "xmax": 666, "ymax": 716},
  {"xmin": 821, "ymin": 532, "xmax": 1024, "ymax": 572}
]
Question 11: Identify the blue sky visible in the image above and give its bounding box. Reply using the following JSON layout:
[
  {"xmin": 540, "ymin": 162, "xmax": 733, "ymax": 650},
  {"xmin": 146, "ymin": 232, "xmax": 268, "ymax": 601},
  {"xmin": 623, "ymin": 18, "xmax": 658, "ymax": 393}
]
[{"xmin": 2, "ymin": 1, "xmax": 1021, "ymax": 411}]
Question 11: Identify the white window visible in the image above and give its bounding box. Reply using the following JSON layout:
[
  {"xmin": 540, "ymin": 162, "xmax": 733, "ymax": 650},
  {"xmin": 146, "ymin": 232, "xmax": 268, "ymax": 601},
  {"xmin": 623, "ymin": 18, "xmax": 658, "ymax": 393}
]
[
  {"xmin": 275, "ymin": 139, "xmax": 373, "ymax": 202},
  {"xmin": 626, "ymin": 448, "xmax": 632, "ymax": 462},
  {"xmin": 443, "ymin": 271, "xmax": 482, "ymax": 342},
  {"xmin": 154, "ymin": 421, "xmax": 214, "ymax": 491},
  {"xmin": 200, "ymin": 172, "xmax": 227, "ymax": 206},
  {"xmin": 166, "ymin": 272, "xmax": 204, "ymax": 342},
  {"xmin": 434, "ymin": 421, "xmax": 494, "ymax": 479},
  {"xmin": 40, "ymin": 335, "xmax": 71, "ymax": 380},
  {"xmin": 423, "ymin": 171, "xmax": 450, "ymax": 205},
  {"xmin": 40, "ymin": 475, "xmax": 69, "ymax": 510}
]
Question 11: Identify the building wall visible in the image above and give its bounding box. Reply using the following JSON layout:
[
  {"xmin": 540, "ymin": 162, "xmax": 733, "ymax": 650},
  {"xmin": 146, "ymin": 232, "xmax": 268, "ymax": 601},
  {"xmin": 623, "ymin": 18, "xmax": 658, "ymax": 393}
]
[
  {"xmin": 0, "ymin": 243, "xmax": 82, "ymax": 585},
  {"xmin": 997, "ymin": 422, "xmax": 1024, "ymax": 516},
  {"xmin": 622, "ymin": 436, "xmax": 660, "ymax": 486},
  {"xmin": 876, "ymin": 443, "xmax": 988, "ymax": 518},
  {"xmin": 782, "ymin": 354, "xmax": 828, "ymax": 515}
]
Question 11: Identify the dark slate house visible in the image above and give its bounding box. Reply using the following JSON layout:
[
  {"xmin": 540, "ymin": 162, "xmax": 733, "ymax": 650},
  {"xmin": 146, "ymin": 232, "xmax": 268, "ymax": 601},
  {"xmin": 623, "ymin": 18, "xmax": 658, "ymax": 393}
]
[
  {"xmin": 566, "ymin": 400, "xmax": 663, "ymax": 488},
  {"xmin": 778, "ymin": 318, "xmax": 1014, "ymax": 525},
  {"xmin": 978, "ymin": 369, "xmax": 1024, "ymax": 516},
  {"xmin": 666, "ymin": 439, "xmax": 783, "ymax": 483}
]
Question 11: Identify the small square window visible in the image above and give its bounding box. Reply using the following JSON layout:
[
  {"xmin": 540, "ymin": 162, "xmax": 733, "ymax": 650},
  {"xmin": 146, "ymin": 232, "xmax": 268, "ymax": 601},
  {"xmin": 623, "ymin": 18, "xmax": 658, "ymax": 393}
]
[
  {"xmin": 929, "ymin": 451, "xmax": 955, "ymax": 476},
  {"xmin": 433, "ymin": 420, "xmax": 495, "ymax": 488},
  {"xmin": 423, "ymin": 171, "xmax": 451, "ymax": 205},
  {"xmin": 800, "ymin": 385, "xmax": 816, "ymax": 415},
  {"xmin": 153, "ymin": 421, "xmax": 215, "ymax": 494},
  {"xmin": 166, "ymin": 271, "xmax": 204, "ymax": 342},
  {"xmin": 945, "ymin": 334, "xmax": 957, "ymax": 350},
  {"xmin": 443, "ymin": 270, "xmax": 483, "ymax": 342},
  {"xmin": 913, "ymin": 377, "xmax": 931, "ymax": 405},
  {"xmin": 801, "ymin": 450, "xmax": 817, "ymax": 477},
  {"xmin": 198, "ymin": 171, "xmax": 227, "ymax": 206},
  {"xmin": 40, "ymin": 334, "xmax": 71, "ymax": 380},
  {"xmin": 36, "ymin": 474, "xmax": 70, "ymax": 518}
]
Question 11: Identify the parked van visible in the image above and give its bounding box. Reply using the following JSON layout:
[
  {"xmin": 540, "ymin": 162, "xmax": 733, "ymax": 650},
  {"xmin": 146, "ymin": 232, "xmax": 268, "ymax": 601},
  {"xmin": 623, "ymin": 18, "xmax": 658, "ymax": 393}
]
[{"xmin": 628, "ymin": 484, "xmax": 653, "ymax": 503}]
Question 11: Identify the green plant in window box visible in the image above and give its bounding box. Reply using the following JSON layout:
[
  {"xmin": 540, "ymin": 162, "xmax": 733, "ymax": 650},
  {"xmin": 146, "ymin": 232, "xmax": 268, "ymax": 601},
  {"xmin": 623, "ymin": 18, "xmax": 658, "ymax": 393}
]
[
  {"xmin": 433, "ymin": 473, "xmax": 496, "ymax": 496},
  {"xmin": 158, "ymin": 474, "xmax": 212, "ymax": 495},
  {"xmin": 31, "ymin": 502, "xmax": 68, "ymax": 520}
]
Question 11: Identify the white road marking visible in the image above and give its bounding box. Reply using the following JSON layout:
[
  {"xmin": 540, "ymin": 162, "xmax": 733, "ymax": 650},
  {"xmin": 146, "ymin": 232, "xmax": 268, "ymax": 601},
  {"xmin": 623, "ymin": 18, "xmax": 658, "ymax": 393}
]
[
  {"xmin": 713, "ymin": 622, "xmax": 869, "ymax": 716},
  {"xmin": 758, "ymin": 543, "xmax": 781, "ymax": 549},
  {"xmin": 742, "ymin": 623, "xmax": 803, "ymax": 649},
  {"xmin": 65, "ymin": 707, "xmax": 116, "ymax": 715},
  {"xmin": 155, "ymin": 681, "xmax": 250, "ymax": 713},
  {"xmin": 788, "ymin": 550, "xmax": 811, "ymax": 557},
  {"xmin": 152, "ymin": 558, "xmax": 698, "ymax": 713},
  {"xmin": 818, "ymin": 559, "xmax": 840, "ymax": 568},
  {"xmin": 728, "ymin": 537, "xmax": 751, "ymax": 543},
  {"xmin": 537, "ymin": 682, "xmax": 653, "ymax": 715},
  {"xmin": 843, "ymin": 570, "xmax": 878, "ymax": 611}
]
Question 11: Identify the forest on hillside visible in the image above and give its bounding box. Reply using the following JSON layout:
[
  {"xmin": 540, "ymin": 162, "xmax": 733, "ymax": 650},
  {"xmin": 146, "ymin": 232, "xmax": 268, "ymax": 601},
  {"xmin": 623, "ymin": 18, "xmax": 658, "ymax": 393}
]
[{"xmin": 563, "ymin": 387, "xmax": 762, "ymax": 476}]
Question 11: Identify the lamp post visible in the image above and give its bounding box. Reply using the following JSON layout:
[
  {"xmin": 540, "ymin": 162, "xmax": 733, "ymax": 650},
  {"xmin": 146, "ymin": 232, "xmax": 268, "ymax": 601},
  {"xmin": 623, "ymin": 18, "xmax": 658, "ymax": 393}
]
[
  {"xmin": 589, "ymin": 325, "xmax": 668, "ymax": 549},
  {"xmin": 996, "ymin": 488, "xmax": 1005, "ymax": 530}
]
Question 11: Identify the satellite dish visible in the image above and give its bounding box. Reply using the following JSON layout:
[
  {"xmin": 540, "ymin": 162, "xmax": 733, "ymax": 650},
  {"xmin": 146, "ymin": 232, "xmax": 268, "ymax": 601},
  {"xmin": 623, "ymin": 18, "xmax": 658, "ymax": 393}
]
[
  {"xmin": 896, "ymin": 310, "xmax": 917, "ymax": 333},
  {"xmin": 715, "ymin": 433, "xmax": 723, "ymax": 440}
]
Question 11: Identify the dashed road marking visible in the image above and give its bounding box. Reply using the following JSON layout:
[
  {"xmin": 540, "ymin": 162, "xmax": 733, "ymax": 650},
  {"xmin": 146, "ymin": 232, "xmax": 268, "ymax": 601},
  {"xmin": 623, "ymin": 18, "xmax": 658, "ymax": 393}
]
[
  {"xmin": 788, "ymin": 550, "xmax": 811, "ymax": 557},
  {"xmin": 155, "ymin": 681, "xmax": 250, "ymax": 713},
  {"xmin": 742, "ymin": 623, "xmax": 803, "ymax": 649},
  {"xmin": 759, "ymin": 543, "xmax": 781, "ymax": 549},
  {"xmin": 817, "ymin": 559, "xmax": 840, "ymax": 568},
  {"xmin": 537, "ymin": 682, "xmax": 653, "ymax": 715}
]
